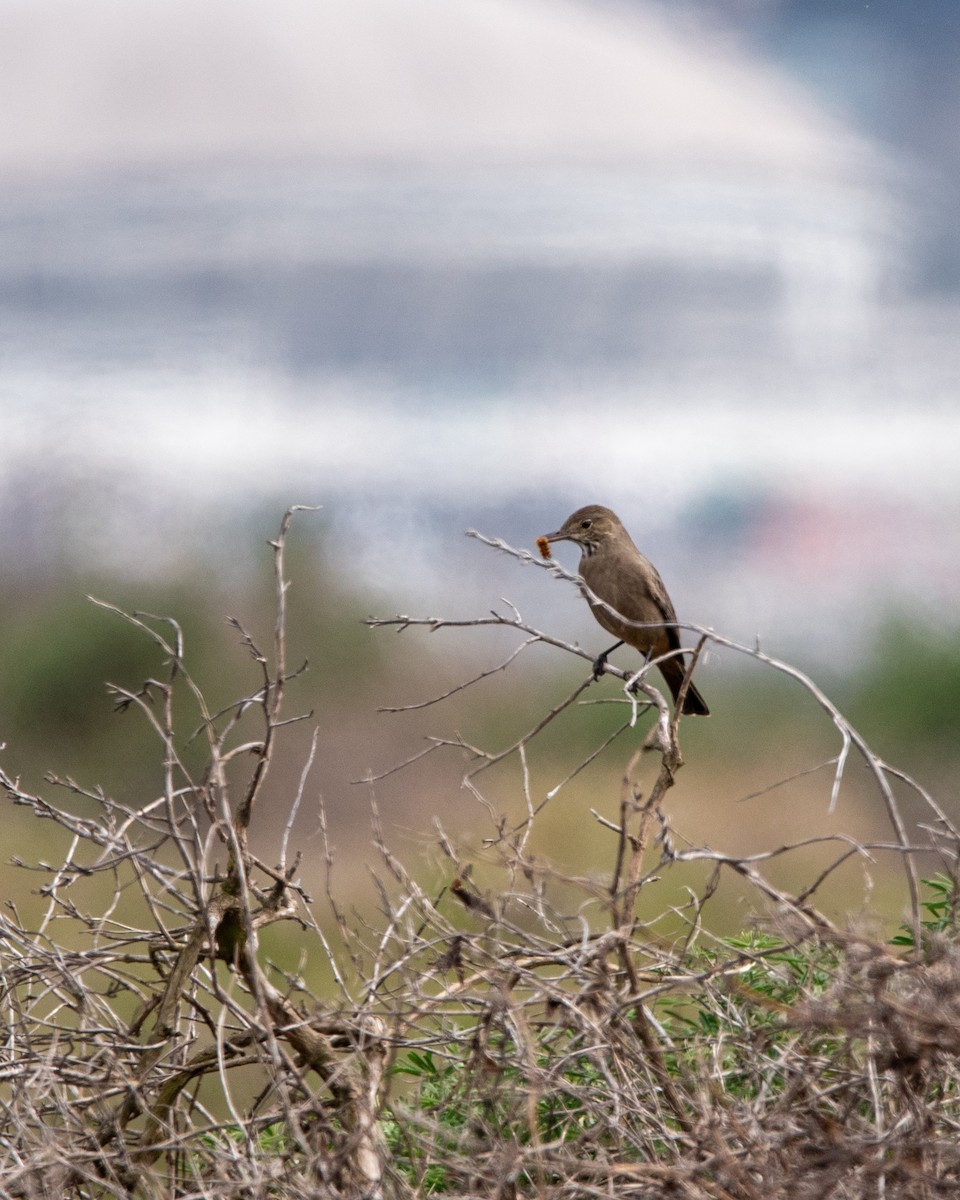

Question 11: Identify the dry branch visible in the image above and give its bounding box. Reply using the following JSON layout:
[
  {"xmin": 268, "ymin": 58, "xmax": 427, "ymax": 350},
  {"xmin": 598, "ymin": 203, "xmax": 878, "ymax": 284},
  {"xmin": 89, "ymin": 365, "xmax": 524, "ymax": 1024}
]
[{"xmin": 0, "ymin": 516, "xmax": 957, "ymax": 1199}]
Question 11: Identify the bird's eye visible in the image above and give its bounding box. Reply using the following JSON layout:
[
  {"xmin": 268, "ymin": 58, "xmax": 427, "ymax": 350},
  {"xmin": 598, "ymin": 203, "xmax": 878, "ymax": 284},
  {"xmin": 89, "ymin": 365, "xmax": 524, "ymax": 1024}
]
[{"xmin": 580, "ymin": 519, "xmax": 592, "ymax": 529}]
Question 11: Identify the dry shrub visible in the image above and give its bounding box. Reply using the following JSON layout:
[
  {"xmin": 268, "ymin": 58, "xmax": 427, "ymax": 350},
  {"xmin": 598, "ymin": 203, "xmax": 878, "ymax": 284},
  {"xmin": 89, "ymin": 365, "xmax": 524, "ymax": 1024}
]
[{"xmin": 0, "ymin": 513, "xmax": 958, "ymax": 1199}]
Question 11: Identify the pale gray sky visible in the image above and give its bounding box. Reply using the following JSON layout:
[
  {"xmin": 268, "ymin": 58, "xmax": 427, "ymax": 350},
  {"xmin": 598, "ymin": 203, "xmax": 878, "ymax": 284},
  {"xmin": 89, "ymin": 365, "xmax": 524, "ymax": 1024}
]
[{"xmin": 0, "ymin": 0, "xmax": 869, "ymax": 174}]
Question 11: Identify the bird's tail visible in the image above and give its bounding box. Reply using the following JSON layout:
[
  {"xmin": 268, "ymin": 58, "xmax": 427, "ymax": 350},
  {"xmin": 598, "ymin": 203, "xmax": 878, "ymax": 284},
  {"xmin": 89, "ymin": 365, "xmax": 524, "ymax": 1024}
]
[{"xmin": 661, "ymin": 656, "xmax": 710, "ymax": 717}]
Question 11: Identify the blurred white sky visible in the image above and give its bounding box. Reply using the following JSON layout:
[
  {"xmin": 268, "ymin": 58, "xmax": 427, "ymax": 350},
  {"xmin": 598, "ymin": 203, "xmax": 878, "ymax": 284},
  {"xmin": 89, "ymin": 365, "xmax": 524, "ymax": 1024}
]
[
  {"xmin": 0, "ymin": 0, "xmax": 868, "ymax": 173},
  {"xmin": 1, "ymin": 0, "xmax": 957, "ymax": 664}
]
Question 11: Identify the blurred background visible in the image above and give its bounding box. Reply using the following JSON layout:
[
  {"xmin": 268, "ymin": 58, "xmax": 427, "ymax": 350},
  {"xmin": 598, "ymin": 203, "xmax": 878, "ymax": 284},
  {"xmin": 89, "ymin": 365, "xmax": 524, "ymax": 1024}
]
[{"xmin": 2, "ymin": 0, "xmax": 959, "ymax": 933}]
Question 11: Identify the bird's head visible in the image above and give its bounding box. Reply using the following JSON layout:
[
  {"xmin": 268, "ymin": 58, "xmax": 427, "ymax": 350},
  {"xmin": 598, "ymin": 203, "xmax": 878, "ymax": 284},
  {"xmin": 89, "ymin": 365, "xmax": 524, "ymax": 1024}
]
[{"xmin": 542, "ymin": 505, "xmax": 624, "ymax": 556}]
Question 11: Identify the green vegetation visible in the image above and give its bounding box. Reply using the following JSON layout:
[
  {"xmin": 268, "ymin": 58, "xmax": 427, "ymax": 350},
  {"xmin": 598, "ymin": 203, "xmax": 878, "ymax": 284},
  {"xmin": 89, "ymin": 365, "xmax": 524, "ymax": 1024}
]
[
  {"xmin": 842, "ymin": 615, "xmax": 960, "ymax": 758},
  {"xmin": 374, "ymin": 898, "xmax": 960, "ymax": 1195}
]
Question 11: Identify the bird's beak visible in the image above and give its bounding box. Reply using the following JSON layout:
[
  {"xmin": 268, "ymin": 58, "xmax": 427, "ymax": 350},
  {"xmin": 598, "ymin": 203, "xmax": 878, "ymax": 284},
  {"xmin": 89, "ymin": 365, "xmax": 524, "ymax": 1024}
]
[{"xmin": 542, "ymin": 528, "xmax": 568, "ymax": 543}]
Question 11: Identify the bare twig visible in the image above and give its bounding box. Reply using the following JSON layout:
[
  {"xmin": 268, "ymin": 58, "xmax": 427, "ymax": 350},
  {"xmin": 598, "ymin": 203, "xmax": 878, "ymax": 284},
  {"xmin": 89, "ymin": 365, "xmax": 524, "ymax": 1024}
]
[{"xmin": 2, "ymin": 515, "xmax": 955, "ymax": 1200}]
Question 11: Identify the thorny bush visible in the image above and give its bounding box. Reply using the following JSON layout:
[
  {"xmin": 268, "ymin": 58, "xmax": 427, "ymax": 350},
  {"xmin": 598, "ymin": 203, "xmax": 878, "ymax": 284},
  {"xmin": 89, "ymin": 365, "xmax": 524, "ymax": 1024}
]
[{"xmin": 1, "ymin": 511, "xmax": 959, "ymax": 1199}]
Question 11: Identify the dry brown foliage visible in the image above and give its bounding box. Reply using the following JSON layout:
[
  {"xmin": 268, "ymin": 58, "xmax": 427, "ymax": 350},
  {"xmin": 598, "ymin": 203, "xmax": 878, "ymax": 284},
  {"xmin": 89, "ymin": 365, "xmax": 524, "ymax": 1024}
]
[{"xmin": 1, "ymin": 512, "xmax": 959, "ymax": 1199}]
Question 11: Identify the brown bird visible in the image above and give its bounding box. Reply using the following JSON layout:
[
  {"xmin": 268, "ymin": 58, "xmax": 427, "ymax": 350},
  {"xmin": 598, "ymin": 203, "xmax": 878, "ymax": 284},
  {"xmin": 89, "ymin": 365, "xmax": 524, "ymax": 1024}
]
[{"xmin": 543, "ymin": 504, "xmax": 709, "ymax": 716}]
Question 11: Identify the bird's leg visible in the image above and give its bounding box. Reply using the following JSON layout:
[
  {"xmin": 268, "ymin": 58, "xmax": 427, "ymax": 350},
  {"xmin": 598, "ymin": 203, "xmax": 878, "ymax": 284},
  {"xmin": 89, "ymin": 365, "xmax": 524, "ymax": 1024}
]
[
  {"xmin": 626, "ymin": 648, "xmax": 654, "ymax": 694},
  {"xmin": 592, "ymin": 640, "xmax": 624, "ymax": 680}
]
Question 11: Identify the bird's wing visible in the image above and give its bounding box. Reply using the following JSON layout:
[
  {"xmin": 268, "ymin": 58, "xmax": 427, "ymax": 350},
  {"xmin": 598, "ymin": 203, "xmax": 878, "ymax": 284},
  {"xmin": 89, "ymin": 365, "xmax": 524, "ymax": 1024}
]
[
  {"xmin": 590, "ymin": 546, "xmax": 682, "ymax": 649},
  {"xmin": 641, "ymin": 557, "xmax": 679, "ymax": 620},
  {"xmin": 640, "ymin": 556, "xmax": 683, "ymax": 650},
  {"xmin": 582, "ymin": 545, "xmax": 682, "ymax": 642}
]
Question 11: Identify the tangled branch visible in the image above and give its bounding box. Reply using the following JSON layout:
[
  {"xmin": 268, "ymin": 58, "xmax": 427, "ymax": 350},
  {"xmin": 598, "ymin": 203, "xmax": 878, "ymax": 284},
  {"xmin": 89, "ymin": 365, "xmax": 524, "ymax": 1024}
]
[{"xmin": 0, "ymin": 517, "xmax": 957, "ymax": 1199}]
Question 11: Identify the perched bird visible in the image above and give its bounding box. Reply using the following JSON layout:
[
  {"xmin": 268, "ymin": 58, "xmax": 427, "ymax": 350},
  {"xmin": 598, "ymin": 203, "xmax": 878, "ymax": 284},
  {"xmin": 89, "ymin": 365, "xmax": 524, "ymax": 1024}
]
[{"xmin": 542, "ymin": 504, "xmax": 709, "ymax": 716}]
